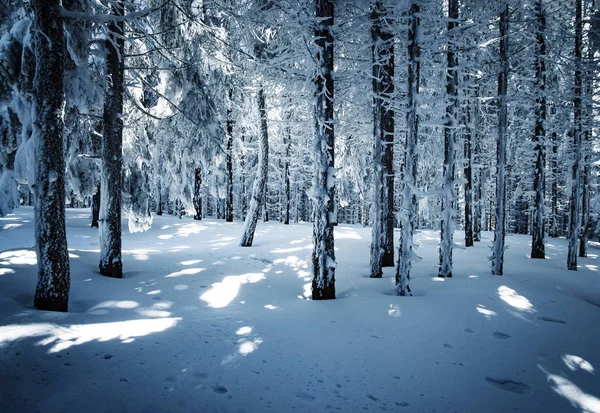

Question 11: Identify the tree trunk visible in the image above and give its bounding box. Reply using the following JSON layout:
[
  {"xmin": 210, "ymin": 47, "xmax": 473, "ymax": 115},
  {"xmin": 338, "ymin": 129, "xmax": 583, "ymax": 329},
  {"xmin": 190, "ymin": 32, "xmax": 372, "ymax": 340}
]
[
  {"xmin": 91, "ymin": 184, "xmax": 100, "ymax": 228},
  {"xmin": 284, "ymin": 121, "xmax": 291, "ymax": 225},
  {"xmin": 396, "ymin": 1, "xmax": 419, "ymax": 295},
  {"xmin": 491, "ymin": 5, "xmax": 509, "ymax": 276},
  {"xmin": 240, "ymin": 130, "xmax": 247, "ymax": 219},
  {"xmin": 439, "ymin": 0, "xmax": 459, "ymax": 278},
  {"xmin": 531, "ymin": 0, "xmax": 547, "ymax": 259},
  {"xmin": 568, "ymin": 0, "xmax": 583, "ymax": 271},
  {"xmin": 240, "ymin": 87, "xmax": 269, "ymax": 247},
  {"xmin": 193, "ymin": 167, "xmax": 202, "ymax": 220},
  {"xmin": 312, "ymin": 0, "xmax": 336, "ymax": 300},
  {"xmin": 549, "ymin": 129, "xmax": 558, "ymax": 237},
  {"xmin": 225, "ymin": 87, "xmax": 234, "ymax": 222},
  {"xmin": 464, "ymin": 99, "xmax": 474, "ymax": 247},
  {"xmin": 32, "ymin": 0, "xmax": 71, "ymax": 312},
  {"xmin": 580, "ymin": 28, "xmax": 594, "ymax": 258}
]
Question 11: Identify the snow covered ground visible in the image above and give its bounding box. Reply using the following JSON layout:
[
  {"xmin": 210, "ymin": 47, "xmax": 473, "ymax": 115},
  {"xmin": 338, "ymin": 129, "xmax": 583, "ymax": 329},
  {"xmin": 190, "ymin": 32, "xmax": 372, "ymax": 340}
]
[{"xmin": 1, "ymin": 207, "xmax": 599, "ymax": 413}]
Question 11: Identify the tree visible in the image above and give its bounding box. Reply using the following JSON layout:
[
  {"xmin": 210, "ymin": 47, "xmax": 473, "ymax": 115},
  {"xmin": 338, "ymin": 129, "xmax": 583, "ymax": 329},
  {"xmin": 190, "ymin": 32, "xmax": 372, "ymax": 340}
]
[
  {"xmin": 531, "ymin": 0, "xmax": 547, "ymax": 259},
  {"xmin": 31, "ymin": 0, "xmax": 71, "ymax": 311},
  {"xmin": 311, "ymin": 0, "xmax": 336, "ymax": 300},
  {"xmin": 567, "ymin": 0, "xmax": 584, "ymax": 270},
  {"xmin": 225, "ymin": 87, "xmax": 234, "ymax": 222},
  {"xmin": 99, "ymin": 1, "xmax": 125, "ymax": 278},
  {"xmin": 439, "ymin": 0, "xmax": 459, "ymax": 278},
  {"xmin": 491, "ymin": 4, "xmax": 509, "ymax": 276}
]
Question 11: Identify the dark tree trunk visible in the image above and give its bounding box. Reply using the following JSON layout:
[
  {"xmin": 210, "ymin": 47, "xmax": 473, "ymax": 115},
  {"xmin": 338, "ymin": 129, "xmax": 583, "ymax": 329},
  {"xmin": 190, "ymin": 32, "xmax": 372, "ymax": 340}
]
[
  {"xmin": 549, "ymin": 129, "xmax": 558, "ymax": 237},
  {"xmin": 464, "ymin": 100, "xmax": 474, "ymax": 247},
  {"xmin": 568, "ymin": 0, "xmax": 583, "ymax": 271},
  {"xmin": 531, "ymin": 0, "xmax": 547, "ymax": 259},
  {"xmin": 312, "ymin": 0, "xmax": 336, "ymax": 300},
  {"xmin": 240, "ymin": 131, "xmax": 247, "ymax": 220},
  {"xmin": 156, "ymin": 181, "xmax": 163, "ymax": 216},
  {"xmin": 225, "ymin": 87, "xmax": 234, "ymax": 222},
  {"xmin": 99, "ymin": 1, "xmax": 124, "ymax": 278},
  {"xmin": 473, "ymin": 87, "xmax": 483, "ymax": 243},
  {"xmin": 91, "ymin": 184, "xmax": 100, "ymax": 228},
  {"xmin": 32, "ymin": 0, "xmax": 71, "ymax": 312},
  {"xmin": 439, "ymin": 0, "xmax": 459, "ymax": 278},
  {"xmin": 284, "ymin": 122, "xmax": 291, "ymax": 225},
  {"xmin": 491, "ymin": 4, "xmax": 509, "ymax": 276},
  {"xmin": 193, "ymin": 167, "xmax": 202, "ymax": 220}
]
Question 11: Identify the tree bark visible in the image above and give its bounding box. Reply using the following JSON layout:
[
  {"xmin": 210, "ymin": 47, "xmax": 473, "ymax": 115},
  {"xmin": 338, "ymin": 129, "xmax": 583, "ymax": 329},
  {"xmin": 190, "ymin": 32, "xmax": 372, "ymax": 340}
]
[
  {"xmin": 193, "ymin": 167, "xmax": 202, "ymax": 220},
  {"xmin": 531, "ymin": 0, "xmax": 547, "ymax": 259},
  {"xmin": 568, "ymin": 0, "xmax": 583, "ymax": 270},
  {"xmin": 439, "ymin": 0, "xmax": 459, "ymax": 278},
  {"xmin": 32, "ymin": 0, "xmax": 71, "ymax": 311},
  {"xmin": 312, "ymin": 0, "xmax": 336, "ymax": 300},
  {"xmin": 464, "ymin": 99, "xmax": 474, "ymax": 247},
  {"xmin": 91, "ymin": 184, "xmax": 100, "ymax": 228},
  {"xmin": 225, "ymin": 87, "xmax": 234, "ymax": 222},
  {"xmin": 491, "ymin": 4, "xmax": 509, "ymax": 275}
]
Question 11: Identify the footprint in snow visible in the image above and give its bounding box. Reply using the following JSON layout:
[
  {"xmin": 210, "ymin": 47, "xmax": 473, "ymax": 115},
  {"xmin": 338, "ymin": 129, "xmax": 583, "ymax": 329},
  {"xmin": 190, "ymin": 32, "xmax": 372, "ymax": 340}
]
[
  {"xmin": 193, "ymin": 373, "xmax": 208, "ymax": 380},
  {"xmin": 165, "ymin": 376, "xmax": 177, "ymax": 383},
  {"xmin": 492, "ymin": 332, "xmax": 511, "ymax": 339},
  {"xmin": 443, "ymin": 343, "xmax": 453, "ymax": 348},
  {"xmin": 464, "ymin": 328, "xmax": 475, "ymax": 334},
  {"xmin": 213, "ymin": 385, "xmax": 228, "ymax": 394},
  {"xmin": 295, "ymin": 391, "xmax": 315, "ymax": 401},
  {"xmin": 395, "ymin": 402, "xmax": 410, "ymax": 407},
  {"xmin": 367, "ymin": 394, "xmax": 380, "ymax": 402},
  {"xmin": 537, "ymin": 316, "xmax": 567, "ymax": 324},
  {"xmin": 485, "ymin": 377, "xmax": 531, "ymax": 394},
  {"xmin": 103, "ymin": 354, "xmax": 113, "ymax": 360}
]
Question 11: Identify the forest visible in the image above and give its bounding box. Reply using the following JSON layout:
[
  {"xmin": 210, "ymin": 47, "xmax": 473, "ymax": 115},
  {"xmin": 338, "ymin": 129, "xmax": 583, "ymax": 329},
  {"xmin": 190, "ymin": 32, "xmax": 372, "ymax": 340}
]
[{"xmin": 0, "ymin": 0, "xmax": 599, "ymax": 412}]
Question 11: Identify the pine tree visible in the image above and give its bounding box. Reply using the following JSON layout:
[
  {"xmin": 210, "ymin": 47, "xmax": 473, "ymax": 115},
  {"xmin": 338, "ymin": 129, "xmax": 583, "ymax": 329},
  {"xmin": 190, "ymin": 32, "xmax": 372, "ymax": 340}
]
[
  {"xmin": 311, "ymin": 0, "xmax": 336, "ymax": 300},
  {"xmin": 31, "ymin": 0, "xmax": 71, "ymax": 311}
]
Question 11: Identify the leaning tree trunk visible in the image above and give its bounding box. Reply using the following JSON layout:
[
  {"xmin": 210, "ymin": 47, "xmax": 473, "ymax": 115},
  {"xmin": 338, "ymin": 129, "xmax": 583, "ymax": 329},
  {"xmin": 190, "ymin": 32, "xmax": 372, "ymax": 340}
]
[
  {"xmin": 531, "ymin": 0, "xmax": 547, "ymax": 259},
  {"xmin": 312, "ymin": 0, "xmax": 336, "ymax": 300},
  {"xmin": 568, "ymin": 0, "xmax": 583, "ymax": 271},
  {"xmin": 225, "ymin": 87, "xmax": 234, "ymax": 222},
  {"xmin": 32, "ymin": 0, "xmax": 71, "ymax": 312},
  {"xmin": 99, "ymin": 1, "xmax": 124, "ymax": 278},
  {"xmin": 491, "ymin": 5, "xmax": 509, "ymax": 275},
  {"xmin": 369, "ymin": 0, "xmax": 395, "ymax": 277},
  {"xmin": 240, "ymin": 87, "xmax": 269, "ymax": 246},
  {"xmin": 396, "ymin": 1, "xmax": 420, "ymax": 296},
  {"xmin": 193, "ymin": 167, "xmax": 202, "ymax": 220},
  {"xmin": 439, "ymin": 0, "xmax": 459, "ymax": 278}
]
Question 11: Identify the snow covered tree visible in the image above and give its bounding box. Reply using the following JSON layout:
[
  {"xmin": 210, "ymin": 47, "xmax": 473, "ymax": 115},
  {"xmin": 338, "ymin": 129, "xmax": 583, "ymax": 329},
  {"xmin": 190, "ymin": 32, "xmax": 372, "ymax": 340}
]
[
  {"xmin": 439, "ymin": 0, "xmax": 459, "ymax": 278},
  {"xmin": 31, "ymin": 0, "xmax": 71, "ymax": 311},
  {"xmin": 369, "ymin": 0, "xmax": 395, "ymax": 278},
  {"xmin": 491, "ymin": 4, "xmax": 509, "ymax": 276},
  {"xmin": 311, "ymin": 0, "xmax": 336, "ymax": 300},
  {"xmin": 99, "ymin": 1, "xmax": 125, "ymax": 278}
]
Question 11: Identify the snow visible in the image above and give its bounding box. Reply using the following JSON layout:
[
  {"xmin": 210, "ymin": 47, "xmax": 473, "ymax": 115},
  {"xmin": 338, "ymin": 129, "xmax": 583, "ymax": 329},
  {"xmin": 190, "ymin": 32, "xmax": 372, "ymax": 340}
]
[{"xmin": 1, "ymin": 207, "xmax": 599, "ymax": 412}]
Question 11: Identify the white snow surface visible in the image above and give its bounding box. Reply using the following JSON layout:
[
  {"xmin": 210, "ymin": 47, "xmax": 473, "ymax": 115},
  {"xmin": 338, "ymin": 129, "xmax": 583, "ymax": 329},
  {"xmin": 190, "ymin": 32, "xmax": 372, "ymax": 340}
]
[{"xmin": 1, "ymin": 207, "xmax": 599, "ymax": 413}]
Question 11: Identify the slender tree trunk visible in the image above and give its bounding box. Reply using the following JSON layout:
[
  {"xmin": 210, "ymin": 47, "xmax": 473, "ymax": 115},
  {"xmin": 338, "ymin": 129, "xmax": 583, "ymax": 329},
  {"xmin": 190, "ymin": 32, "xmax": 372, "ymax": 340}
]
[
  {"xmin": 312, "ymin": 0, "xmax": 336, "ymax": 300},
  {"xmin": 550, "ymin": 129, "xmax": 558, "ymax": 237},
  {"xmin": 99, "ymin": 1, "xmax": 124, "ymax": 278},
  {"xmin": 193, "ymin": 167, "xmax": 202, "ymax": 220},
  {"xmin": 91, "ymin": 184, "xmax": 100, "ymax": 228},
  {"xmin": 284, "ymin": 120, "xmax": 291, "ymax": 225},
  {"xmin": 439, "ymin": 0, "xmax": 459, "ymax": 278},
  {"xmin": 568, "ymin": 0, "xmax": 583, "ymax": 270},
  {"xmin": 491, "ymin": 5, "xmax": 509, "ymax": 275},
  {"xmin": 225, "ymin": 87, "xmax": 234, "ymax": 222},
  {"xmin": 32, "ymin": 0, "xmax": 70, "ymax": 312},
  {"xmin": 240, "ymin": 130, "xmax": 247, "ymax": 219},
  {"xmin": 473, "ymin": 92, "xmax": 482, "ymax": 243},
  {"xmin": 580, "ymin": 29, "xmax": 594, "ymax": 258},
  {"xmin": 396, "ymin": 2, "xmax": 419, "ymax": 295},
  {"xmin": 464, "ymin": 99, "xmax": 474, "ymax": 247},
  {"xmin": 531, "ymin": 0, "xmax": 547, "ymax": 259},
  {"xmin": 240, "ymin": 87, "xmax": 269, "ymax": 246}
]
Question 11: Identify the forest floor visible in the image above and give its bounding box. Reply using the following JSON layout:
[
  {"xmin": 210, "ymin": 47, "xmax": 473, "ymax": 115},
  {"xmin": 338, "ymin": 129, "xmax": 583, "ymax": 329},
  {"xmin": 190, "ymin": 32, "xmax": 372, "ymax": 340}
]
[{"xmin": 0, "ymin": 207, "xmax": 599, "ymax": 413}]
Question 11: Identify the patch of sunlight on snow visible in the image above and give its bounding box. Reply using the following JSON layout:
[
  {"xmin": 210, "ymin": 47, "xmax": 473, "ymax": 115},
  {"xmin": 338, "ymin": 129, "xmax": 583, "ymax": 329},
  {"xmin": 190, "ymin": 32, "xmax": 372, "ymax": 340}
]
[
  {"xmin": 476, "ymin": 305, "xmax": 497, "ymax": 318},
  {"xmin": 303, "ymin": 283, "xmax": 311, "ymax": 298},
  {"xmin": 290, "ymin": 238, "xmax": 309, "ymax": 245},
  {"xmin": 147, "ymin": 290, "xmax": 161, "ymax": 295},
  {"xmin": 82, "ymin": 278, "xmax": 92, "ymax": 282},
  {"xmin": 298, "ymin": 270, "xmax": 311, "ymax": 281},
  {"xmin": 388, "ymin": 304, "xmax": 401, "ymax": 317},
  {"xmin": 124, "ymin": 248, "xmax": 159, "ymax": 261},
  {"xmin": 271, "ymin": 245, "xmax": 312, "ymax": 254},
  {"xmin": 0, "ymin": 318, "xmax": 181, "ymax": 353},
  {"xmin": 264, "ymin": 304, "xmax": 277, "ymax": 310},
  {"xmin": 69, "ymin": 253, "xmax": 79, "ymax": 258},
  {"xmin": 161, "ymin": 225, "xmax": 171, "ymax": 230},
  {"xmin": 169, "ymin": 246, "xmax": 190, "ymax": 252},
  {"xmin": 432, "ymin": 277, "xmax": 445, "ymax": 282},
  {"xmin": 89, "ymin": 300, "xmax": 139, "ymax": 311},
  {"xmin": 181, "ymin": 259, "xmax": 201, "ymax": 266},
  {"xmin": 174, "ymin": 285, "xmax": 188, "ymax": 291},
  {"xmin": 0, "ymin": 268, "xmax": 15, "ymax": 275},
  {"xmin": 335, "ymin": 228, "xmax": 362, "ymax": 240},
  {"xmin": 468, "ymin": 275, "xmax": 479, "ymax": 278},
  {"xmin": 0, "ymin": 249, "xmax": 37, "ymax": 265},
  {"xmin": 200, "ymin": 273, "xmax": 265, "ymax": 308},
  {"xmin": 545, "ymin": 372, "xmax": 600, "ymax": 413},
  {"xmin": 239, "ymin": 339, "xmax": 262, "ymax": 355},
  {"xmin": 585, "ymin": 264, "xmax": 598, "ymax": 271},
  {"xmin": 136, "ymin": 309, "xmax": 171, "ymax": 317},
  {"xmin": 176, "ymin": 224, "xmax": 206, "ymax": 237},
  {"xmin": 498, "ymin": 286, "xmax": 534, "ymax": 312},
  {"xmin": 588, "ymin": 254, "xmax": 598, "ymax": 259},
  {"xmin": 236, "ymin": 326, "xmax": 252, "ymax": 335},
  {"xmin": 562, "ymin": 355, "xmax": 595, "ymax": 374},
  {"xmin": 165, "ymin": 268, "xmax": 205, "ymax": 278},
  {"xmin": 3, "ymin": 223, "xmax": 22, "ymax": 230},
  {"xmin": 158, "ymin": 234, "xmax": 173, "ymax": 240}
]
